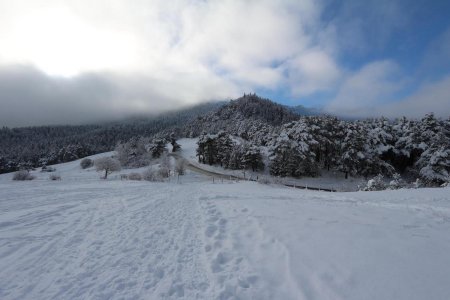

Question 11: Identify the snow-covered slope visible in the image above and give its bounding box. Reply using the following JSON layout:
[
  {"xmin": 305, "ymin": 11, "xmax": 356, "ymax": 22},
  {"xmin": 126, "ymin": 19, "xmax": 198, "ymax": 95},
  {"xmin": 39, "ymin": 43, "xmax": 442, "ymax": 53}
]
[{"xmin": 1, "ymin": 155, "xmax": 449, "ymax": 299}]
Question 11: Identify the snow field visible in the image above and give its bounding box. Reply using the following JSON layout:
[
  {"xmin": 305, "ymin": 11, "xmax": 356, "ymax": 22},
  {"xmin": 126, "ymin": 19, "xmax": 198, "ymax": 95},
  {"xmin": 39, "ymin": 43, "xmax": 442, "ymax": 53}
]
[{"xmin": 1, "ymin": 155, "xmax": 450, "ymax": 299}]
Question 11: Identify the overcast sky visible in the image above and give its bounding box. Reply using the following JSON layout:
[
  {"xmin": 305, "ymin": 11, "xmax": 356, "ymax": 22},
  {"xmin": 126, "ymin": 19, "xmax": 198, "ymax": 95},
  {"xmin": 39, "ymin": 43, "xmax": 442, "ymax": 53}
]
[{"xmin": 0, "ymin": 0, "xmax": 449, "ymax": 127}]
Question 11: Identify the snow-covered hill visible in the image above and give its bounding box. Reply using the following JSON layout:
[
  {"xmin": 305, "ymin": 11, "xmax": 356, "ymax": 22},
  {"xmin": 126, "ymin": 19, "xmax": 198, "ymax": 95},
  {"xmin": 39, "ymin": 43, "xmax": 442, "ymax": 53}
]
[{"xmin": 1, "ymin": 155, "xmax": 449, "ymax": 299}]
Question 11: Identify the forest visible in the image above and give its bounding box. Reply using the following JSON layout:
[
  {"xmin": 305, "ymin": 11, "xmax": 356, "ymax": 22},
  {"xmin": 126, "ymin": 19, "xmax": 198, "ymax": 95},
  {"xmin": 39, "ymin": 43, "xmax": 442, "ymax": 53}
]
[{"xmin": 2, "ymin": 94, "xmax": 449, "ymax": 186}]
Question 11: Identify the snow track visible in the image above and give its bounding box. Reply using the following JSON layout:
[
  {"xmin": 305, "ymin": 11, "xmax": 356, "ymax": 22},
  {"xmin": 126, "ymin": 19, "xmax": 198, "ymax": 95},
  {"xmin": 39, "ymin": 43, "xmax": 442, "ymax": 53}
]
[
  {"xmin": 0, "ymin": 180, "xmax": 291, "ymax": 300},
  {"xmin": 0, "ymin": 182, "xmax": 212, "ymax": 299}
]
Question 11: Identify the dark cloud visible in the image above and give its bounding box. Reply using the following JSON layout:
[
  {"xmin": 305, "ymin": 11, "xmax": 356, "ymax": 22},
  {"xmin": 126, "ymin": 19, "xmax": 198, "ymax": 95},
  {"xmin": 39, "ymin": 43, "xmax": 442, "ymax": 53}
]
[{"xmin": 0, "ymin": 65, "xmax": 198, "ymax": 127}]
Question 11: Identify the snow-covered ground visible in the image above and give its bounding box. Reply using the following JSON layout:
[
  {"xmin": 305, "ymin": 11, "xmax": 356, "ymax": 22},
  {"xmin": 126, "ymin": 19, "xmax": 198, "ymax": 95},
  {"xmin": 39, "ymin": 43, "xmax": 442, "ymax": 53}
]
[{"xmin": 1, "ymin": 154, "xmax": 450, "ymax": 300}]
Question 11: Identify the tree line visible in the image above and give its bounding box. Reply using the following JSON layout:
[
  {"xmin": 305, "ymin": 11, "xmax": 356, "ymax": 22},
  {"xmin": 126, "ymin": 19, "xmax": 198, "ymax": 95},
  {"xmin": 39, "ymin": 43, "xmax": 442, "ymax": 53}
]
[{"xmin": 195, "ymin": 113, "xmax": 450, "ymax": 186}]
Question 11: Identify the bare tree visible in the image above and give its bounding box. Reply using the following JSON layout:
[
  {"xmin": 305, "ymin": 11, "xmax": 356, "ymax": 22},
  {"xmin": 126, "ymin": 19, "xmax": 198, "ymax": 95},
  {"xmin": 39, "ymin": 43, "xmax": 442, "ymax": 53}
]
[
  {"xmin": 158, "ymin": 154, "xmax": 171, "ymax": 178},
  {"xmin": 94, "ymin": 157, "xmax": 121, "ymax": 179}
]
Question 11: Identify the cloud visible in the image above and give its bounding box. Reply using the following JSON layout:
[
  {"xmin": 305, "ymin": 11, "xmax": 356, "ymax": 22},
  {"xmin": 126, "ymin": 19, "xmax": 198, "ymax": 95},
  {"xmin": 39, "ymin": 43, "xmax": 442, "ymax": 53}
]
[
  {"xmin": 0, "ymin": 0, "xmax": 348, "ymax": 126},
  {"xmin": 0, "ymin": 65, "xmax": 239, "ymax": 127},
  {"xmin": 375, "ymin": 75, "xmax": 450, "ymax": 118},
  {"xmin": 326, "ymin": 56, "xmax": 450, "ymax": 119},
  {"xmin": 286, "ymin": 49, "xmax": 341, "ymax": 96},
  {"xmin": 325, "ymin": 60, "xmax": 403, "ymax": 117},
  {"xmin": 0, "ymin": 0, "xmax": 448, "ymax": 126}
]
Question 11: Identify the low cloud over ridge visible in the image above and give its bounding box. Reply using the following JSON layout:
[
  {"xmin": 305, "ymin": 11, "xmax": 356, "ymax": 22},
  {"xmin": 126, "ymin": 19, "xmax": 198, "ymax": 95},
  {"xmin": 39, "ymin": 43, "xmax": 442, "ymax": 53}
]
[{"xmin": 0, "ymin": 0, "xmax": 449, "ymax": 126}]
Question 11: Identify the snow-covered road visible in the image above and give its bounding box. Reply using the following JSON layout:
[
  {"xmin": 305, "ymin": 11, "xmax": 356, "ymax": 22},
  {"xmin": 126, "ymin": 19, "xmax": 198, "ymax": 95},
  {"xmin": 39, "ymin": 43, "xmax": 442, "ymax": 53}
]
[{"xmin": 1, "ymin": 158, "xmax": 450, "ymax": 299}]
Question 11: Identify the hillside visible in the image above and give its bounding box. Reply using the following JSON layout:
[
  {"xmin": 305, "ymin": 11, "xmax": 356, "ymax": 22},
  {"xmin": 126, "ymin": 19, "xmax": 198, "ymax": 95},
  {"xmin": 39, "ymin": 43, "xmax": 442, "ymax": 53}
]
[
  {"xmin": 0, "ymin": 102, "xmax": 224, "ymax": 173},
  {"xmin": 0, "ymin": 96, "xmax": 315, "ymax": 174},
  {"xmin": 1, "ymin": 155, "xmax": 449, "ymax": 299},
  {"xmin": 182, "ymin": 94, "xmax": 300, "ymax": 138}
]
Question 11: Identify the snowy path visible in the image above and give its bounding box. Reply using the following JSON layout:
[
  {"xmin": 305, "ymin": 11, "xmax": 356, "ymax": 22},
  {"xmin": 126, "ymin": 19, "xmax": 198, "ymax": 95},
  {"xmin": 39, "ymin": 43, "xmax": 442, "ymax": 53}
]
[
  {"xmin": 1, "ymin": 159, "xmax": 450, "ymax": 299},
  {"xmin": 171, "ymin": 152, "xmax": 336, "ymax": 191}
]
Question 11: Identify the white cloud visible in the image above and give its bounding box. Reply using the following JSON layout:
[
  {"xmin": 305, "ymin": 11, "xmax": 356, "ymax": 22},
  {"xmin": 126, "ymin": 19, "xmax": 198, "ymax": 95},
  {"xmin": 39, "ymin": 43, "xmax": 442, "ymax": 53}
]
[
  {"xmin": 376, "ymin": 75, "xmax": 450, "ymax": 118},
  {"xmin": 0, "ymin": 0, "xmax": 333, "ymax": 91},
  {"xmin": 286, "ymin": 49, "xmax": 341, "ymax": 96},
  {"xmin": 326, "ymin": 58, "xmax": 450, "ymax": 119},
  {"xmin": 325, "ymin": 60, "xmax": 403, "ymax": 117}
]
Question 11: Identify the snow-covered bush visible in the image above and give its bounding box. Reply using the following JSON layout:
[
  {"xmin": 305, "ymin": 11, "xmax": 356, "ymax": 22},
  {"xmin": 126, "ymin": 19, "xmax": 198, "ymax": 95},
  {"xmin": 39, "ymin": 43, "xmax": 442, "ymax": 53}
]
[
  {"xmin": 128, "ymin": 173, "xmax": 142, "ymax": 181},
  {"xmin": 13, "ymin": 170, "xmax": 35, "ymax": 181},
  {"xmin": 413, "ymin": 178, "xmax": 423, "ymax": 189},
  {"xmin": 41, "ymin": 165, "xmax": 56, "ymax": 172},
  {"xmin": 142, "ymin": 168, "xmax": 163, "ymax": 182},
  {"xmin": 158, "ymin": 167, "xmax": 170, "ymax": 179},
  {"xmin": 363, "ymin": 174, "xmax": 386, "ymax": 191},
  {"xmin": 388, "ymin": 173, "xmax": 405, "ymax": 190},
  {"xmin": 80, "ymin": 158, "xmax": 93, "ymax": 169},
  {"xmin": 49, "ymin": 174, "xmax": 61, "ymax": 181},
  {"xmin": 94, "ymin": 157, "xmax": 121, "ymax": 179}
]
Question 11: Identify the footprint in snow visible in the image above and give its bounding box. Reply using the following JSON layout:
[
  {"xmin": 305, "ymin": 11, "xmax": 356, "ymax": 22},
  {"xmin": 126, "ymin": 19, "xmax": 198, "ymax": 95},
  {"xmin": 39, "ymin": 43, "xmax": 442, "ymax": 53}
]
[{"xmin": 205, "ymin": 224, "xmax": 218, "ymax": 237}]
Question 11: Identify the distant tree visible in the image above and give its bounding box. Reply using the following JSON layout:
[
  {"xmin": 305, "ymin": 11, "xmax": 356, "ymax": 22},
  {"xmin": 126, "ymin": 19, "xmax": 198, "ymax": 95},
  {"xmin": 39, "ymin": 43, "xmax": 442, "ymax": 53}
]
[
  {"xmin": 420, "ymin": 113, "xmax": 440, "ymax": 147},
  {"xmin": 416, "ymin": 132, "xmax": 450, "ymax": 185},
  {"xmin": 228, "ymin": 145, "xmax": 245, "ymax": 170},
  {"xmin": 116, "ymin": 137, "xmax": 151, "ymax": 167},
  {"xmin": 338, "ymin": 122, "xmax": 366, "ymax": 179},
  {"xmin": 196, "ymin": 133, "xmax": 218, "ymax": 165},
  {"xmin": 170, "ymin": 132, "xmax": 181, "ymax": 152},
  {"xmin": 94, "ymin": 157, "xmax": 121, "ymax": 179},
  {"xmin": 242, "ymin": 144, "xmax": 264, "ymax": 172},
  {"xmin": 269, "ymin": 134, "xmax": 300, "ymax": 177},
  {"xmin": 269, "ymin": 120, "xmax": 319, "ymax": 178},
  {"xmin": 216, "ymin": 131, "xmax": 234, "ymax": 167},
  {"xmin": 149, "ymin": 139, "xmax": 167, "ymax": 158}
]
